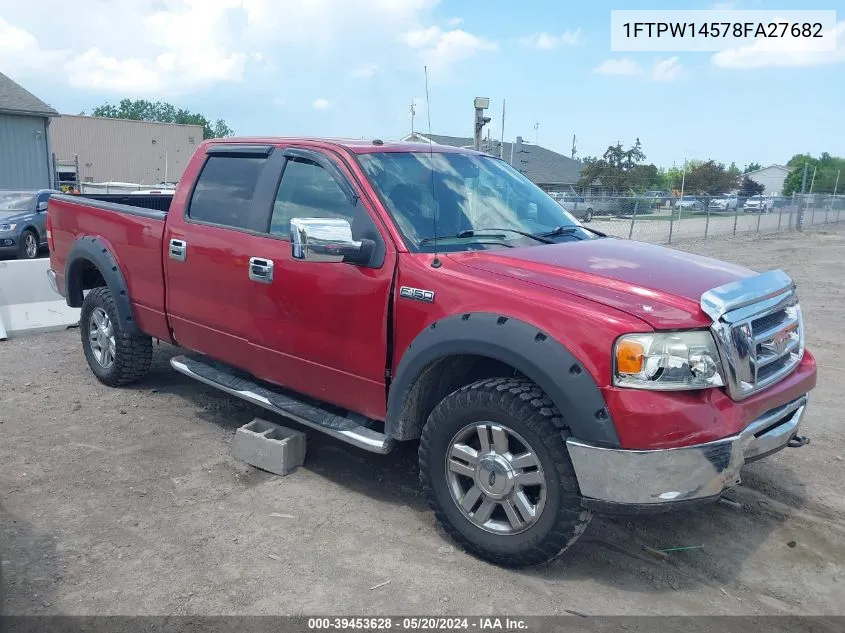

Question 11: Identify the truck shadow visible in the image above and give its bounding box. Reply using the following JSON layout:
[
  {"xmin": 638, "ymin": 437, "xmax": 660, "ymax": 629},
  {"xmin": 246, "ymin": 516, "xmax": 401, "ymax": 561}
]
[
  {"xmin": 131, "ymin": 343, "xmax": 428, "ymax": 512},
  {"xmin": 136, "ymin": 343, "xmax": 809, "ymax": 591},
  {"xmin": 0, "ymin": 502, "xmax": 60, "ymax": 615},
  {"xmin": 522, "ymin": 462, "xmax": 808, "ymax": 592}
]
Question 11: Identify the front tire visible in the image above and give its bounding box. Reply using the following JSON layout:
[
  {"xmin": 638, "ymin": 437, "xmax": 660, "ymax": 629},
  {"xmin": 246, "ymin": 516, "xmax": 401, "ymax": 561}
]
[
  {"xmin": 583, "ymin": 209, "xmax": 593, "ymax": 223},
  {"xmin": 80, "ymin": 286, "xmax": 152, "ymax": 386},
  {"xmin": 18, "ymin": 230, "xmax": 39, "ymax": 259},
  {"xmin": 419, "ymin": 378, "xmax": 592, "ymax": 567}
]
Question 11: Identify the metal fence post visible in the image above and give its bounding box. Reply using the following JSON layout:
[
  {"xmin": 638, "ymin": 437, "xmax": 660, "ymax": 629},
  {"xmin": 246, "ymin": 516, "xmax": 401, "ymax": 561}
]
[
  {"xmin": 704, "ymin": 200, "xmax": 711, "ymax": 239},
  {"xmin": 732, "ymin": 203, "xmax": 739, "ymax": 236},
  {"xmin": 668, "ymin": 203, "xmax": 675, "ymax": 244},
  {"xmin": 777, "ymin": 202, "xmax": 783, "ymax": 232},
  {"xmin": 756, "ymin": 209, "xmax": 762, "ymax": 234},
  {"xmin": 628, "ymin": 200, "xmax": 638, "ymax": 239}
]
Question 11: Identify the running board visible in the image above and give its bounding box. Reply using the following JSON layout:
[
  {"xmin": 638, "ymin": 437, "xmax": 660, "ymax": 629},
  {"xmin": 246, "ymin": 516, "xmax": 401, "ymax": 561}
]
[{"xmin": 170, "ymin": 355, "xmax": 394, "ymax": 454}]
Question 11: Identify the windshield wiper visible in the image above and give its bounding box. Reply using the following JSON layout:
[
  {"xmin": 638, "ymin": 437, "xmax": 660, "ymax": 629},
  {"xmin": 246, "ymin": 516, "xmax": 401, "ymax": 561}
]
[
  {"xmin": 420, "ymin": 228, "xmax": 554, "ymax": 246},
  {"xmin": 542, "ymin": 225, "xmax": 607, "ymax": 239}
]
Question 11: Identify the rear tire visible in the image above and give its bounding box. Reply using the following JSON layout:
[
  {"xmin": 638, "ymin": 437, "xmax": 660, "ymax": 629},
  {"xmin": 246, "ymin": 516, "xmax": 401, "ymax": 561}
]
[
  {"xmin": 583, "ymin": 209, "xmax": 593, "ymax": 223},
  {"xmin": 80, "ymin": 286, "xmax": 152, "ymax": 386},
  {"xmin": 419, "ymin": 377, "xmax": 592, "ymax": 567}
]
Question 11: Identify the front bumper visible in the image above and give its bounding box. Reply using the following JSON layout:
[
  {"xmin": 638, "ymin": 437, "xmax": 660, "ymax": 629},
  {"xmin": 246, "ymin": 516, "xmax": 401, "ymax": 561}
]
[
  {"xmin": 0, "ymin": 236, "xmax": 17, "ymax": 253},
  {"xmin": 566, "ymin": 394, "xmax": 808, "ymax": 512}
]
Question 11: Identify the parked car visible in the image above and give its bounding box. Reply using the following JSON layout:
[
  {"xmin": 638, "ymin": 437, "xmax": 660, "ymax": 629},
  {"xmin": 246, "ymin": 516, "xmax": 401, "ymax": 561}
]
[
  {"xmin": 709, "ymin": 194, "xmax": 739, "ymax": 211},
  {"xmin": 0, "ymin": 189, "xmax": 55, "ymax": 259},
  {"xmin": 676, "ymin": 195, "xmax": 704, "ymax": 211},
  {"xmin": 48, "ymin": 137, "xmax": 816, "ymax": 567},
  {"xmin": 552, "ymin": 192, "xmax": 595, "ymax": 222},
  {"xmin": 643, "ymin": 190, "xmax": 676, "ymax": 208},
  {"xmin": 744, "ymin": 195, "xmax": 773, "ymax": 213}
]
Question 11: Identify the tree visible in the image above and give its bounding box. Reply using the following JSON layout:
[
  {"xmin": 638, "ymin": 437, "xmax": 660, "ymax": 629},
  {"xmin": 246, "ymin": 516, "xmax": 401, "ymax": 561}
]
[
  {"xmin": 738, "ymin": 175, "xmax": 765, "ymax": 197},
  {"xmin": 743, "ymin": 162, "xmax": 761, "ymax": 173},
  {"xmin": 578, "ymin": 139, "xmax": 662, "ymax": 192},
  {"xmin": 90, "ymin": 98, "xmax": 234, "ymax": 139},
  {"xmin": 682, "ymin": 160, "xmax": 739, "ymax": 195},
  {"xmin": 782, "ymin": 152, "xmax": 845, "ymax": 195}
]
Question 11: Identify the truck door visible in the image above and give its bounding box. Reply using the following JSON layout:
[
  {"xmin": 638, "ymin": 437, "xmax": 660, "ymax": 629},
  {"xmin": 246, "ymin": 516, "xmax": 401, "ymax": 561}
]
[
  {"xmin": 246, "ymin": 147, "xmax": 397, "ymax": 420},
  {"xmin": 163, "ymin": 145, "xmax": 282, "ymax": 375}
]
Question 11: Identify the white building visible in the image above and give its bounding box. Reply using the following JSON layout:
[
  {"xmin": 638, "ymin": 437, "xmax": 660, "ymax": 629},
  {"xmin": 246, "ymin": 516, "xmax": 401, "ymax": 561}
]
[{"xmin": 744, "ymin": 165, "xmax": 792, "ymax": 196}]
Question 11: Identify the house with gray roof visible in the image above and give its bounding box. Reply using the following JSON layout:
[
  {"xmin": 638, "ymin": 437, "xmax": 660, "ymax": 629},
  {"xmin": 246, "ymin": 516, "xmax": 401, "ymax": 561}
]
[
  {"xmin": 401, "ymin": 133, "xmax": 583, "ymax": 191},
  {"xmin": 0, "ymin": 72, "xmax": 59, "ymax": 189}
]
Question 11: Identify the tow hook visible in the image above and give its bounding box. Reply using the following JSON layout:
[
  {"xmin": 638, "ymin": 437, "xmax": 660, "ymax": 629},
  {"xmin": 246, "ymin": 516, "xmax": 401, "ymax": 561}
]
[{"xmin": 788, "ymin": 435, "xmax": 810, "ymax": 448}]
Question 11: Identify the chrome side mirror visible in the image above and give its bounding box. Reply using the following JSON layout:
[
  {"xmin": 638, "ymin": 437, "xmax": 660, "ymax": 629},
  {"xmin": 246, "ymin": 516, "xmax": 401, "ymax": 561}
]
[
  {"xmin": 290, "ymin": 217, "xmax": 373, "ymax": 264},
  {"xmin": 37, "ymin": 200, "xmax": 48, "ymax": 212}
]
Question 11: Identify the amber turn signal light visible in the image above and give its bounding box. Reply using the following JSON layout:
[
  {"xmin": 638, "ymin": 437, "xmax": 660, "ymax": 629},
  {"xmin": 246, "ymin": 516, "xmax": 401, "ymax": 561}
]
[{"xmin": 616, "ymin": 339, "xmax": 645, "ymax": 374}]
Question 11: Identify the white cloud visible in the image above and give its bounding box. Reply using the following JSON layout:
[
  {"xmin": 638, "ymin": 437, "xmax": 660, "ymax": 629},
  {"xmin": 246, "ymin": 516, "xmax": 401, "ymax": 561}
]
[
  {"xmin": 710, "ymin": 2, "xmax": 735, "ymax": 9},
  {"xmin": 313, "ymin": 98, "xmax": 331, "ymax": 110},
  {"xmin": 445, "ymin": 17, "xmax": 464, "ymax": 28},
  {"xmin": 713, "ymin": 19, "xmax": 845, "ymax": 69},
  {"xmin": 0, "ymin": 0, "xmax": 444, "ymax": 96},
  {"xmin": 520, "ymin": 29, "xmax": 583, "ymax": 50},
  {"xmin": 594, "ymin": 58, "xmax": 642, "ymax": 76},
  {"xmin": 350, "ymin": 63, "xmax": 382, "ymax": 78},
  {"xmin": 652, "ymin": 56, "xmax": 682, "ymax": 82},
  {"xmin": 404, "ymin": 26, "xmax": 496, "ymax": 72}
]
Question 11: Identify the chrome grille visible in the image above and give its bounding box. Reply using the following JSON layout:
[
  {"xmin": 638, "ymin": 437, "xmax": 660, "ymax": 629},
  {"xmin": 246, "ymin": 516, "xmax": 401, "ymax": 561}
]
[{"xmin": 701, "ymin": 270, "xmax": 805, "ymax": 401}]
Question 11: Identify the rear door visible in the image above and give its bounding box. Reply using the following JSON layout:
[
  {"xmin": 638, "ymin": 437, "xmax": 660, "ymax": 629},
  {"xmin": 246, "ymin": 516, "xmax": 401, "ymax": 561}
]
[{"xmin": 163, "ymin": 144, "xmax": 283, "ymax": 374}]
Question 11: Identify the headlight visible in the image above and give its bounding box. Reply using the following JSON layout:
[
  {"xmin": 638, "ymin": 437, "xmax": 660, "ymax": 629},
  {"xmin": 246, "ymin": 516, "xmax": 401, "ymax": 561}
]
[
  {"xmin": 614, "ymin": 331, "xmax": 724, "ymax": 390},
  {"xmin": 0, "ymin": 223, "xmax": 17, "ymax": 232}
]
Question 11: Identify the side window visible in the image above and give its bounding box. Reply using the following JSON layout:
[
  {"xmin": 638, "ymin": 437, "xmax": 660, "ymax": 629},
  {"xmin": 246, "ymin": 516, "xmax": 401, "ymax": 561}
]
[
  {"xmin": 269, "ymin": 158, "xmax": 362, "ymax": 237},
  {"xmin": 188, "ymin": 155, "xmax": 267, "ymax": 229}
]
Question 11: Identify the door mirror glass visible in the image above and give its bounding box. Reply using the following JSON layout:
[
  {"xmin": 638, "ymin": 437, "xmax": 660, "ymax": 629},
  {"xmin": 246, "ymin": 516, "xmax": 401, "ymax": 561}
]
[
  {"xmin": 37, "ymin": 200, "xmax": 48, "ymax": 212},
  {"xmin": 290, "ymin": 217, "xmax": 372, "ymax": 264}
]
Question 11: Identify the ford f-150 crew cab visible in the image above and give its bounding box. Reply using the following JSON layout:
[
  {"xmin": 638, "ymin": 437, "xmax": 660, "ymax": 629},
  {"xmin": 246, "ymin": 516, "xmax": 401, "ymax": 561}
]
[{"xmin": 47, "ymin": 138, "xmax": 817, "ymax": 567}]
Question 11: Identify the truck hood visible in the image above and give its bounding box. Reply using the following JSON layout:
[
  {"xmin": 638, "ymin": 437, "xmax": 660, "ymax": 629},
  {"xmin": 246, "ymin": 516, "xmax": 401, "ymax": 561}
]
[{"xmin": 449, "ymin": 238, "xmax": 756, "ymax": 329}]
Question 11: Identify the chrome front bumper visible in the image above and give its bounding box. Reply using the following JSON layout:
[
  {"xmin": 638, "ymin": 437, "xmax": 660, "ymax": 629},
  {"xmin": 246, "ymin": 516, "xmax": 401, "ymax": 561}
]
[{"xmin": 566, "ymin": 395, "xmax": 808, "ymax": 509}]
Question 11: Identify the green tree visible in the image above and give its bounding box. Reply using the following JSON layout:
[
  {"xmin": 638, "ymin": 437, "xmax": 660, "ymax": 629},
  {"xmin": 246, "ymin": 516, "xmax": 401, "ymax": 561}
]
[
  {"xmin": 90, "ymin": 98, "xmax": 234, "ymax": 139},
  {"xmin": 578, "ymin": 139, "xmax": 662, "ymax": 192},
  {"xmin": 782, "ymin": 153, "xmax": 845, "ymax": 195},
  {"xmin": 682, "ymin": 160, "xmax": 739, "ymax": 195},
  {"xmin": 738, "ymin": 175, "xmax": 764, "ymax": 197},
  {"xmin": 743, "ymin": 162, "xmax": 761, "ymax": 173}
]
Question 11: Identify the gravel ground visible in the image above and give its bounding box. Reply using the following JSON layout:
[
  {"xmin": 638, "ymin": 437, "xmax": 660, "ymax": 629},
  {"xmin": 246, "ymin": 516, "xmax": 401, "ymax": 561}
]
[{"xmin": 1, "ymin": 226, "xmax": 844, "ymax": 616}]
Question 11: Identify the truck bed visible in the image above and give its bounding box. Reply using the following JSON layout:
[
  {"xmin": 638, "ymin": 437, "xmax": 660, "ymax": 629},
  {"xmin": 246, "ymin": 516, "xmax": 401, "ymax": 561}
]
[{"xmin": 48, "ymin": 193, "xmax": 171, "ymax": 341}]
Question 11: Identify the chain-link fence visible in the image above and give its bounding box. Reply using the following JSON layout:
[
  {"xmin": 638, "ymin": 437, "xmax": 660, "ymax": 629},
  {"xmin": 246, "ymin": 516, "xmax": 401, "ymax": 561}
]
[{"xmin": 563, "ymin": 193, "xmax": 844, "ymax": 244}]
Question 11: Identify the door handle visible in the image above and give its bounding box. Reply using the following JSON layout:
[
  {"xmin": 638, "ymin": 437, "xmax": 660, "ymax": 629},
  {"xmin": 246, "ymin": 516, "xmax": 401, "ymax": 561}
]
[
  {"xmin": 249, "ymin": 257, "xmax": 274, "ymax": 283},
  {"xmin": 169, "ymin": 239, "xmax": 187, "ymax": 262}
]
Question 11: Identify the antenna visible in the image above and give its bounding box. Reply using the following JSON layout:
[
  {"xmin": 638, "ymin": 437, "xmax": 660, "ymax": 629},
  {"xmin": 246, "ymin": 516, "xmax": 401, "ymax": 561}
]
[{"xmin": 424, "ymin": 65, "xmax": 441, "ymax": 269}]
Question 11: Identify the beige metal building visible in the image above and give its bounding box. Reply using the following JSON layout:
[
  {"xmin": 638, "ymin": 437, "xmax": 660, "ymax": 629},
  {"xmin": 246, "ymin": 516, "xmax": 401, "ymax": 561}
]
[{"xmin": 49, "ymin": 115, "xmax": 204, "ymax": 186}]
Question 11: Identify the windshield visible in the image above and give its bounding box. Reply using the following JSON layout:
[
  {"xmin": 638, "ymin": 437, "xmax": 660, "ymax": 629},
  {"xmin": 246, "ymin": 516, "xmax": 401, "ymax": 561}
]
[
  {"xmin": 681, "ymin": 196, "xmax": 696, "ymax": 201},
  {"xmin": 0, "ymin": 192, "xmax": 35, "ymax": 211},
  {"xmin": 358, "ymin": 151, "xmax": 589, "ymax": 252}
]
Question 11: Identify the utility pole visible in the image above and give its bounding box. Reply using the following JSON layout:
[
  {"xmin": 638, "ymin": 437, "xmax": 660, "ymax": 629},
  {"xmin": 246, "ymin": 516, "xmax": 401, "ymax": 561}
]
[
  {"xmin": 500, "ymin": 99, "xmax": 506, "ymax": 159},
  {"xmin": 571, "ymin": 135, "xmax": 577, "ymax": 159},
  {"xmin": 473, "ymin": 97, "xmax": 491, "ymax": 151},
  {"xmin": 534, "ymin": 122, "xmax": 539, "ymax": 145},
  {"xmin": 410, "ymin": 99, "xmax": 416, "ymax": 136}
]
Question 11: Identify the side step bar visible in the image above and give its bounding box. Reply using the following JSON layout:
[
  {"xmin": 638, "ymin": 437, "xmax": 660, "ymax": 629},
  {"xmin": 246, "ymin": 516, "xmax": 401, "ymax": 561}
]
[{"xmin": 170, "ymin": 355, "xmax": 394, "ymax": 454}]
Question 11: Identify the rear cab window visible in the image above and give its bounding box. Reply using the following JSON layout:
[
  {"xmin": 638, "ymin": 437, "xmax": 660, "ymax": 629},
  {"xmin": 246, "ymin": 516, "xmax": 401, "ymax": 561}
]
[{"xmin": 188, "ymin": 155, "xmax": 267, "ymax": 229}]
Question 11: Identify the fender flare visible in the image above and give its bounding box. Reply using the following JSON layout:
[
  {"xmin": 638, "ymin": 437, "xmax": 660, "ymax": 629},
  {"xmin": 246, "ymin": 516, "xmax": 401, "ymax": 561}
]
[
  {"xmin": 64, "ymin": 236, "xmax": 140, "ymax": 335},
  {"xmin": 386, "ymin": 312, "xmax": 620, "ymax": 447}
]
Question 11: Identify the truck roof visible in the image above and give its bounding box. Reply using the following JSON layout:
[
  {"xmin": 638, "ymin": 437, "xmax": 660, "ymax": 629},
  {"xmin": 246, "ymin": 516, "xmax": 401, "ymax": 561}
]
[{"xmin": 203, "ymin": 136, "xmax": 484, "ymax": 155}]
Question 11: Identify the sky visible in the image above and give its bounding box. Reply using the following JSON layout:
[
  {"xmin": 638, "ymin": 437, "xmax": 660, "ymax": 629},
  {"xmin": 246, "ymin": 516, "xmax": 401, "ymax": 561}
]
[{"xmin": 1, "ymin": 0, "xmax": 843, "ymax": 170}]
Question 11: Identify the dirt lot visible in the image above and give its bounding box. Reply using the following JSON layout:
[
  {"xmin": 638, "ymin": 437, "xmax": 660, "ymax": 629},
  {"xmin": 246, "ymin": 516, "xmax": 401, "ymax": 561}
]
[{"xmin": 1, "ymin": 227, "xmax": 844, "ymax": 616}]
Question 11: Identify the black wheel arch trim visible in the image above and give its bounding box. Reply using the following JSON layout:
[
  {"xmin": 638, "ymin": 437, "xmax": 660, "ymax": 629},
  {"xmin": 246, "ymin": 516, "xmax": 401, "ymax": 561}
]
[
  {"xmin": 64, "ymin": 236, "xmax": 140, "ymax": 335},
  {"xmin": 386, "ymin": 312, "xmax": 620, "ymax": 447}
]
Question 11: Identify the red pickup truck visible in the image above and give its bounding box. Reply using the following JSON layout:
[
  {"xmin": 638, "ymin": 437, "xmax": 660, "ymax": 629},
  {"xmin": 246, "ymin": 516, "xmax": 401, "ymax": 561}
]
[{"xmin": 47, "ymin": 138, "xmax": 816, "ymax": 567}]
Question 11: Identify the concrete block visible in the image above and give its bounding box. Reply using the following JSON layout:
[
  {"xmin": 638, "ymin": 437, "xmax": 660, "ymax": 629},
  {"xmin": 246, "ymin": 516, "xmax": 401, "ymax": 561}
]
[
  {"xmin": 0, "ymin": 259, "xmax": 80, "ymax": 339},
  {"xmin": 231, "ymin": 418, "xmax": 306, "ymax": 476}
]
